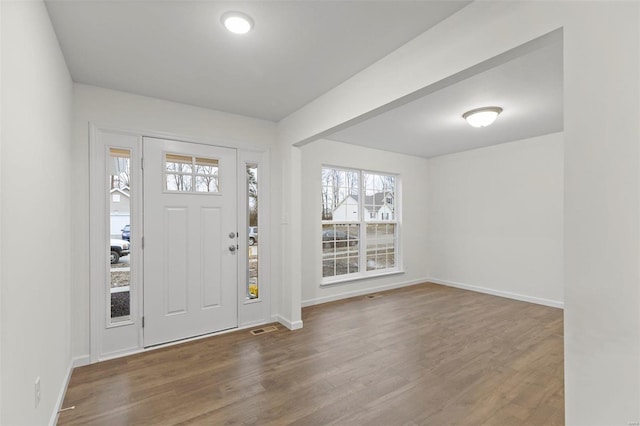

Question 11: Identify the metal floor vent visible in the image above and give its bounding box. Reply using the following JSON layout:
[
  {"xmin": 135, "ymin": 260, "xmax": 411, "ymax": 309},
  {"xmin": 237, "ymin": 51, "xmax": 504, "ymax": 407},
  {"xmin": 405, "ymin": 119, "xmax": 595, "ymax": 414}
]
[
  {"xmin": 250, "ymin": 325, "xmax": 278, "ymax": 336},
  {"xmin": 365, "ymin": 294, "xmax": 383, "ymax": 299}
]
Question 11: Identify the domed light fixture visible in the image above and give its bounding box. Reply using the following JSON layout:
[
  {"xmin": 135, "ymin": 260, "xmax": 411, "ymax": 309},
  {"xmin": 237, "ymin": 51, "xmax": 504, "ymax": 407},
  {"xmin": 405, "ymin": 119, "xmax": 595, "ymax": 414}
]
[
  {"xmin": 462, "ymin": 106, "xmax": 503, "ymax": 128},
  {"xmin": 221, "ymin": 11, "xmax": 254, "ymax": 34}
]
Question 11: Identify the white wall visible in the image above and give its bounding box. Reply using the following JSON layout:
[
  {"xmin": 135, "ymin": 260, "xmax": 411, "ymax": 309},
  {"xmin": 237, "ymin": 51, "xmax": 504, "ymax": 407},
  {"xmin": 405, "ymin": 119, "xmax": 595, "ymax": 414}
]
[
  {"xmin": 277, "ymin": 2, "xmax": 640, "ymax": 423},
  {"xmin": 71, "ymin": 84, "xmax": 278, "ymax": 359},
  {"xmin": 427, "ymin": 133, "xmax": 564, "ymax": 307},
  {"xmin": 300, "ymin": 139, "xmax": 429, "ymax": 305},
  {"xmin": 563, "ymin": 5, "xmax": 639, "ymax": 423},
  {"xmin": 1, "ymin": 2, "xmax": 73, "ymax": 424}
]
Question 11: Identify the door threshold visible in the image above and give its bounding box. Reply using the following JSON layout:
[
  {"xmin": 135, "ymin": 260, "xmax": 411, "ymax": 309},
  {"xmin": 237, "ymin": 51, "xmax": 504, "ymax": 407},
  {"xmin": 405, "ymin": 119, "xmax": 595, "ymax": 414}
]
[
  {"xmin": 144, "ymin": 326, "xmax": 239, "ymax": 350},
  {"xmin": 96, "ymin": 321, "xmax": 272, "ymax": 363}
]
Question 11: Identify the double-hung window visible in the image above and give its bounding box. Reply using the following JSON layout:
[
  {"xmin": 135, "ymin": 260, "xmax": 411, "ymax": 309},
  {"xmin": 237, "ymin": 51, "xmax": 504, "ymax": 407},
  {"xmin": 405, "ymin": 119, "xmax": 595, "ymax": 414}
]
[{"xmin": 321, "ymin": 167, "xmax": 399, "ymax": 283}]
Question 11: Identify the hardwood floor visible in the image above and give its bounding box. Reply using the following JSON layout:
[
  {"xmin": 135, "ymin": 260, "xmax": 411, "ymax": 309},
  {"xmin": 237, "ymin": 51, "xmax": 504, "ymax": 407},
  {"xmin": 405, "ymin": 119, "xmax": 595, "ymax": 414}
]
[{"xmin": 58, "ymin": 283, "xmax": 564, "ymax": 425}]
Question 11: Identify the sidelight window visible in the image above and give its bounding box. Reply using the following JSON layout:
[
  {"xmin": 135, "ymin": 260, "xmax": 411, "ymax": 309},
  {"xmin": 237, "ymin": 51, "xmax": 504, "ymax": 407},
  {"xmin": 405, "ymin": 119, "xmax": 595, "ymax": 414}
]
[
  {"xmin": 247, "ymin": 164, "xmax": 259, "ymax": 299},
  {"xmin": 109, "ymin": 148, "xmax": 132, "ymax": 323}
]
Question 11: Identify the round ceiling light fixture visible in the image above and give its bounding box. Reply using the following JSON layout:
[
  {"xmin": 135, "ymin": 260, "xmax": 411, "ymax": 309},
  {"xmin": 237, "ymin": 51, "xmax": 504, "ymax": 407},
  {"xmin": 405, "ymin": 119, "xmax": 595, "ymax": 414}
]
[
  {"xmin": 462, "ymin": 106, "xmax": 503, "ymax": 128},
  {"xmin": 221, "ymin": 11, "xmax": 254, "ymax": 34}
]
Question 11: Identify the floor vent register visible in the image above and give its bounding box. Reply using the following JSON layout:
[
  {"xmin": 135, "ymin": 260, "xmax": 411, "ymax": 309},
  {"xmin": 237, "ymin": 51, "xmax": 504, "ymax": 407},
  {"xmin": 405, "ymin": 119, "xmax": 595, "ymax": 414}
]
[{"xmin": 250, "ymin": 325, "xmax": 279, "ymax": 335}]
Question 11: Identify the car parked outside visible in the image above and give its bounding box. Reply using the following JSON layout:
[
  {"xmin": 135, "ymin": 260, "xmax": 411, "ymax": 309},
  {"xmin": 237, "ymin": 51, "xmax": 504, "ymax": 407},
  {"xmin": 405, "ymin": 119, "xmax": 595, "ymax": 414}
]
[
  {"xmin": 249, "ymin": 226, "xmax": 258, "ymax": 245},
  {"xmin": 121, "ymin": 224, "xmax": 130, "ymax": 241},
  {"xmin": 110, "ymin": 238, "xmax": 130, "ymax": 264},
  {"xmin": 322, "ymin": 229, "xmax": 358, "ymax": 249}
]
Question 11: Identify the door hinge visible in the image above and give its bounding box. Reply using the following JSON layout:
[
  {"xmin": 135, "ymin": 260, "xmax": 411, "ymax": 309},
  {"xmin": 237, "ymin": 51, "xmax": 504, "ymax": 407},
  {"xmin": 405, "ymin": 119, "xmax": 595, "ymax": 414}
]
[
  {"xmin": 141, "ymin": 157, "xmax": 144, "ymax": 170},
  {"xmin": 142, "ymin": 316, "xmax": 145, "ymax": 328},
  {"xmin": 142, "ymin": 236, "xmax": 144, "ymax": 249}
]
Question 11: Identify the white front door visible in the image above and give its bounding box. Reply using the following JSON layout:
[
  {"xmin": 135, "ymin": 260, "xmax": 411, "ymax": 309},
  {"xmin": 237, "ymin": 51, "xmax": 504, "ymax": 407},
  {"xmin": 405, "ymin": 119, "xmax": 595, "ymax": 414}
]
[{"xmin": 143, "ymin": 137, "xmax": 238, "ymax": 347}]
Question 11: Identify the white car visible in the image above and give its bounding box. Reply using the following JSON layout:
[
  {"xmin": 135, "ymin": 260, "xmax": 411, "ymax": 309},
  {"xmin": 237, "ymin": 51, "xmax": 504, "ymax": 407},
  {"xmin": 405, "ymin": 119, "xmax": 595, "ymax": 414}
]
[
  {"xmin": 110, "ymin": 239, "xmax": 130, "ymax": 264},
  {"xmin": 249, "ymin": 226, "xmax": 258, "ymax": 245}
]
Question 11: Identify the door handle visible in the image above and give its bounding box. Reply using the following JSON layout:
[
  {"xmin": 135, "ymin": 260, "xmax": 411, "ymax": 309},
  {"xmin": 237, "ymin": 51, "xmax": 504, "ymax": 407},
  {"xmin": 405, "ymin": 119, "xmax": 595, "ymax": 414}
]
[{"xmin": 229, "ymin": 245, "xmax": 237, "ymax": 253}]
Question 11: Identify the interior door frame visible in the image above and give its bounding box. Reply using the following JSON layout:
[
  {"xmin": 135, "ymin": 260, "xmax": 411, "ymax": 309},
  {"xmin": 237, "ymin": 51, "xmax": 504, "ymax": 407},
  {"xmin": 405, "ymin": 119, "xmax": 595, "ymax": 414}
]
[{"xmin": 89, "ymin": 124, "xmax": 271, "ymax": 362}]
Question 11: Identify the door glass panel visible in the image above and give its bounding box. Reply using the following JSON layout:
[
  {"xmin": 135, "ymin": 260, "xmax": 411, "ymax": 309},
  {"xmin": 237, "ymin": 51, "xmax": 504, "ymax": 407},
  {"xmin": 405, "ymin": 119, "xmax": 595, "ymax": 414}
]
[
  {"xmin": 247, "ymin": 164, "xmax": 259, "ymax": 299},
  {"xmin": 109, "ymin": 148, "xmax": 132, "ymax": 323},
  {"xmin": 166, "ymin": 173, "xmax": 192, "ymax": 192},
  {"xmin": 195, "ymin": 157, "xmax": 219, "ymax": 193},
  {"xmin": 165, "ymin": 154, "xmax": 192, "ymax": 173},
  {"xmin": 165, "ymin": 153, "xmax": 219, "ymax": 193},
  {"xmin": 195, "ymin": 156, "xmax": 218, "ymax": 170}
]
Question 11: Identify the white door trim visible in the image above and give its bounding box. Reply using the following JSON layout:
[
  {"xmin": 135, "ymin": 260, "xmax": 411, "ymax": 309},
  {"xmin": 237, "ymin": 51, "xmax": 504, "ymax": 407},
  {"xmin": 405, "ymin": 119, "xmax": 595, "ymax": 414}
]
[
  {"xmin": 89, "ymin": 125, "xmax": 144, "ymax": 362},
  {"xmin": 89, "ymin": 123, "xmax": 272, "ymax": 362}
]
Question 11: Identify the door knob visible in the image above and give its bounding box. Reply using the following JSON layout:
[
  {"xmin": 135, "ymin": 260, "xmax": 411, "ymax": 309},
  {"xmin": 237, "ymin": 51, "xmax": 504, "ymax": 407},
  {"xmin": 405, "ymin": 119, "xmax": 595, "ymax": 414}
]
[{"xmin": 229, "ymin": 245, "xmax": 237, "ymax": 253}]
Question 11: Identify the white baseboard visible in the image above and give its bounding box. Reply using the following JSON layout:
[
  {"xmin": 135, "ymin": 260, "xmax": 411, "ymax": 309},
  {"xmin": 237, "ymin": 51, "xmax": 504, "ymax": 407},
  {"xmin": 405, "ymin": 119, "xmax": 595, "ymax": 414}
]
[
  {"xmin": 274, "ymin": 315, "xmax": 303, "ymax": 330},
  {"xmin": 301, "ymin": 277, "xmax": 429, "ymax": 308},
  {"xmin": 427, "ymin": 278, "xmax": 564, "ymax": 309},
  {"xmin": 49, "ymin": 356, "xmax": 84, "ymax": 426}
]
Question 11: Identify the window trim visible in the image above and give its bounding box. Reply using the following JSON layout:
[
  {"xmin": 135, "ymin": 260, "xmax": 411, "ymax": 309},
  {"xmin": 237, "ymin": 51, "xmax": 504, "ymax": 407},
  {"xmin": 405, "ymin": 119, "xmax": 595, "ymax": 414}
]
[{"xmin": 320, "ymin": 166, "xmax": 401, "ymax": 285}]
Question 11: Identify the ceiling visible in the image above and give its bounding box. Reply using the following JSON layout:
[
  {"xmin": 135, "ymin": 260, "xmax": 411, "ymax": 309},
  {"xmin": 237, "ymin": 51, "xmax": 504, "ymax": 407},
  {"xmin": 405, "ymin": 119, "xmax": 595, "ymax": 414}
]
[
  {"xmin": 45, "ymin": 1, "xmax": 563, "ymax": 159},
  {"xmin": 327, "ymin": 32, "xmax": 564, "ymax": 158},
  {"xmin": 45, "ymin": 0, "xmax": 470, "ymax": 122}
]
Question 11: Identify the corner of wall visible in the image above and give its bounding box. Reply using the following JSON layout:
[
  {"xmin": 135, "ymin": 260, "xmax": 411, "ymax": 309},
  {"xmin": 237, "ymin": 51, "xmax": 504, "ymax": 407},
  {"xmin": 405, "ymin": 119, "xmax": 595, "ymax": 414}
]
[
  {"xmin": 274, "ymin": 315, "xmax": 303, "ymax": 331},
  {"xmin": 1, "ymin": 1, "xmax": 74, "ymax": 424}
]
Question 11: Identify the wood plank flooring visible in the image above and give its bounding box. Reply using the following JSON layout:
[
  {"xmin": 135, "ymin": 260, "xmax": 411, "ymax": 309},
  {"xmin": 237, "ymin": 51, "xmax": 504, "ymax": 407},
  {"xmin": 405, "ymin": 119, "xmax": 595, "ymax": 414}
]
[{"xmin": 58, "ymin": 283, "xmax": 564, "ymax": 425}]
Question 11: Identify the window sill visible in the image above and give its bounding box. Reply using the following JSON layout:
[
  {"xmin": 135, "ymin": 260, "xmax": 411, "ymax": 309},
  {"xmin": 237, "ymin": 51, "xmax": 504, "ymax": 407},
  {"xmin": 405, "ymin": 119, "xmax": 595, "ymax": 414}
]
[{"xmin": 320, "ymin": 269, "xmax": 404, "ymax": 287}]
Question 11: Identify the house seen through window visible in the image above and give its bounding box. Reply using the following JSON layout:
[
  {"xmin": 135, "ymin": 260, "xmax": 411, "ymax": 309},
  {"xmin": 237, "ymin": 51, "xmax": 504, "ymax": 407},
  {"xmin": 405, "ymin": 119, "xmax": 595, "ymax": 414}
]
[{"xmin": 321, "ymin": 167, "xmax": 399, "ymax": 281}]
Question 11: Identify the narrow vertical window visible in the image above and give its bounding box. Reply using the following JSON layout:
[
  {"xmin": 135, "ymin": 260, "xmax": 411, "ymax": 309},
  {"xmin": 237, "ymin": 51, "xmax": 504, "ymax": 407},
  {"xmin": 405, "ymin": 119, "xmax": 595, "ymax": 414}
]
[
  {"xmin": 247, "ymin": 164, "xmax": 259, "ymax": 298},
  {"xmin": 109, "ymin": 148, "xmax": 132, "ymax": 323},
  {"xmin": 321, "ymin": 168, "xmax": 361, "ymax": 278},
  {"xmin": 363, "ymin": 173, "xmax": 397, "ymax": 271}
]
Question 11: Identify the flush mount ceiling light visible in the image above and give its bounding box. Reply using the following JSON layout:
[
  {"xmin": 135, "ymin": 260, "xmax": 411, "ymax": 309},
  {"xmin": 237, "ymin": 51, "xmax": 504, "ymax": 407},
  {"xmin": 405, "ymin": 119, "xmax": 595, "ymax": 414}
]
[
  {"xmin": 221, "ymin": 12, "xmax": 254, "ymax": 35},
  {"xmin": 462, "ymin": 106, "xmax": 503, "ymax": 128}
]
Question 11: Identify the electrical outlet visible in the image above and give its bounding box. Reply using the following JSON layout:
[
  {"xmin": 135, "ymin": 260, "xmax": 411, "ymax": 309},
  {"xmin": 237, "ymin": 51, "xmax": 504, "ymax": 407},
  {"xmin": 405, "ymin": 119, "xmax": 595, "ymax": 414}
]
[{"xmin": 34, "ymin": 377, "xmax": 41, "ymax": 408}]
